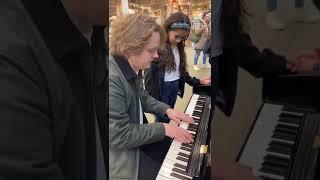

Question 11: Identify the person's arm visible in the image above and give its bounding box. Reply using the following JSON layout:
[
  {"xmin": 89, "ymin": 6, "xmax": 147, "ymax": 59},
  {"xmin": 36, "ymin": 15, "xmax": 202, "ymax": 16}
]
[
  {"xmin": 109, "ymin": 74, "xmax": 166, "ymax": 150},
  {"xmin": 237, "ymin": 33, "xmax": 289, "ymax": 78},
  {"xmin": 0, "ymin": 53, "xmax": 64, "ymax": 179},
  {"xmin": 184, "ymin": 71, "xmax": 201, "ymax": 86},
  {"xmin": 139, "ymin": 84, "xmax": 171, "ymax": 116},
  {"xmin": 144, "ymin": 61, "xmax": 159, "ymax": 96}
]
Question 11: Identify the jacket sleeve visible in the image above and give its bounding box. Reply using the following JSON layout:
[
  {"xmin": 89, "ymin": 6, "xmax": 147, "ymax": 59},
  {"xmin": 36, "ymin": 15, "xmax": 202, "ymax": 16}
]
[
  {"xmin": 238, "ymin": 33, "xmax": 289, "ymax": 78},
  {"xmin": 0, "ymin": 53, "xmax": 65, "ymax": 179},
  {"xmin": 109, "ymin": 74, "xmax": 166, "ymax": 150},
  {"xmin": 139, "ymin": 87, "xmax": 170, "ymax": 116},
  {"xmin": 184, "ymin": 71, "xmax": 201, "ymax": 86}
]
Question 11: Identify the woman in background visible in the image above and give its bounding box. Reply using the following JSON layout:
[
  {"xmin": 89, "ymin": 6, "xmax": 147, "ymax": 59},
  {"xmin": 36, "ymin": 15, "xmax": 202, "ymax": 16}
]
[{"xmin": 144, "ymin": 12, "xmax": 210, "ymax": 123}]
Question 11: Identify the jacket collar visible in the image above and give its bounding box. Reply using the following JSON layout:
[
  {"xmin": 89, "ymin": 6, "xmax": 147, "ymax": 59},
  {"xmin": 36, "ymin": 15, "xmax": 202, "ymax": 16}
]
[{"xmin": 113, "ymin": 55, "xmax": 137, "ymax": 81}]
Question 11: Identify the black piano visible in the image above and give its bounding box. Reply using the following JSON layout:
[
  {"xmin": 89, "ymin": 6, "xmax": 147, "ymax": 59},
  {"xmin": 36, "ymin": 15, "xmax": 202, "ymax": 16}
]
[{"xmin": 236, "ymin": 74, "xmax": 320, "ymax": 180}]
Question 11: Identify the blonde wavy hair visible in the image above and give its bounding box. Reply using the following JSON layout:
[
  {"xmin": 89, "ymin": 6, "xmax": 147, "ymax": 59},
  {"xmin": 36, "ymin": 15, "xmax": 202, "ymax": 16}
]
[{"xmin": 109, "ymin": 13, "xmax": 166, "ymax": 58}]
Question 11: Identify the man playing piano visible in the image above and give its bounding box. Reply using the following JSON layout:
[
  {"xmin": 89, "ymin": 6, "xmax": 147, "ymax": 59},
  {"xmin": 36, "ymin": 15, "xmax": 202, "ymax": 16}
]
[{"xmin": 109, "ymin": 13, "xmax": 195, "ymax": 180}]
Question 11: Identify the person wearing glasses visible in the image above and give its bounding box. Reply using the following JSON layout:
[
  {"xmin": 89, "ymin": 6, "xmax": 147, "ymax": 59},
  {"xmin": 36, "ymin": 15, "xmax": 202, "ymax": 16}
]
[{"xmin": 144, "ymin": 12, "xmax": 210, "ymax": 123}]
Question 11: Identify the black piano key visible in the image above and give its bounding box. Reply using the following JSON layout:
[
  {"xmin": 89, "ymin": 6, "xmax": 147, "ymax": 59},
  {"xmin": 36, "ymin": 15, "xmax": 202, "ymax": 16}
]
[
  {"xmin": 261, "ymin": 162, "xmax": 288, "ymax": 177},
  {"xmin": 270, "ymin": 140, "xmax": 293, "ymax": 148},
  {"xmin": 259, "ymin": 175, "xmax": 282, "ymax": 180},
  {"xmin": 172, "ymin": 167, "xmax": 189, "ymax": 176},
  {"xmin": 274, "ymin": 126, "xmax": 298, "ymax": 135},
  {"xmin": 182, "ymin": 143, "xmax": 193, "ymax": 149},
  {"xmin": 260, "ymin": 167, "xmax": 286, "ymax": 177},
  {"xmin": 176, "ymin": 156, "xmax": 189, "ymax": 163},
  {"xmin": 274, "ymin": 127, "xmax": 298, "ymax": 136},
  {"xmin": 187, "ymin": 127, "xmax": 197, "ymax": 132},
  {"xmin": 196, "ymin": 100, "xmax": 204, "ymax": 104},
  {"xmin": 279, "ymin": 112, "xmax": 303, "ymax": 119},
  {"xmin": 173, "ymin": 163, "xmax": 187, "ymax": 171},
  {"xmin": 278, "ymin": 117, "xmax": 300, "ymax": 125},
  {"xmin": 267, "ymin": 141, "xmax": 293, "ymax": 155},
  {"xmin": 272, "ymin": 134, "xmax": 295, "ymax": 142},
  {"xmin": 192, "ymin": 114, "xmax": 201, "ymax": 118},
  {"xmin": 188, "ymin": 124, "xmax": 198, "ymax": 128},
  {"xmin": 263, "ymin": 154, "xmax": 290, "ymax": 166},
  {"xmin": 194, "ymin": 106, "xmax": 203, "ymax": 111},
  {"xmin": 196, "ymin": 102, "xmax": 205, "ymax": 106},
  {"xmin": 266, "ymin": 146, "xmax": 291, "ymax": 156},
  {"xmin": 178, "ymin": 152, "xmax": 190, "ymax": 159},
  {"xmin": 192, "ymin": 111, "xmax": 202, "ymax": 117},
  {"xmin": 272, "ymin": 130, "xmax": 296, "ymax": 141},
  {"xmin": 276, "ymin": 124, "xmax": 299, "ymax": 132},
  {"xmin": 180, "ymin": 146, "xmax": 192, "ymax": 152},
  {"xmin": 263, "ymin": 155, "xmax": 290, "ymax": 170},
  {"xmin": 170, "ymin": 172, "xmax": 192, "ymax": 180},
  {"xmin": 188, "ymin": 126, "xmax": 198, "ymax": 131},
  {"xmin": 262, "ymin": 159, "xmax": 289, "ymax": 169},
  {"xmin": 269, "ymin": 141, "xmax": 293, "ymax": 153}
]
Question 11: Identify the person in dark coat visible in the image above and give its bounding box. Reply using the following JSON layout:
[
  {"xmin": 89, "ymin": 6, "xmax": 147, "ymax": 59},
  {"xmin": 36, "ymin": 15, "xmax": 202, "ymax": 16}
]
[
  {"xmin": 144, "ymin": 12, "xmax": 210, "ymax": 123},
  {"xmin": 0, "ymin": 0, "xmax": 107, "ymax": 179}
]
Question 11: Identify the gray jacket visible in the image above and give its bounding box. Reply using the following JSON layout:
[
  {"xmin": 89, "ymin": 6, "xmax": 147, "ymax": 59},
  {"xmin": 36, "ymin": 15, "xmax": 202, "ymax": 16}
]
[{"xmin": 109, "ymin": 55, "xmax": 170, "ymax": 180}]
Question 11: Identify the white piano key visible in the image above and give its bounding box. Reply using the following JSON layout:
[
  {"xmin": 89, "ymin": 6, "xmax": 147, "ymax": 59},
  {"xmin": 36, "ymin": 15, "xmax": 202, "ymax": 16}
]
[
  {"xmin": 158, "ymin": 167, "xmax": 175, "ymax": 179},
  {"xmin": 158, "ymin": 166, "xmax": 192, "ymax": 180},
  {"xmin": 156, "ymin": 174, "xmax": 171, "ymax": 180}
]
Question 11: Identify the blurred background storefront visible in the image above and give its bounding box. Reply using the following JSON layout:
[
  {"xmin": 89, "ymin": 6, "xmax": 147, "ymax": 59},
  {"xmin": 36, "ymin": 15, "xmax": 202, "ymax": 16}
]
[{"xmin": 109, "ymin": 0, "xmax": 210, "ymax": 26}]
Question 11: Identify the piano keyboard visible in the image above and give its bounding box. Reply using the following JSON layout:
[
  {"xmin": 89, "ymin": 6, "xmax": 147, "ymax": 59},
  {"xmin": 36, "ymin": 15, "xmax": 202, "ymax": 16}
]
[
  {"xmin": 156, "ymin": 94, "xmax": 211, "ymax": 180},
  {"xmin": 238, "ymin": 103, "xmax": 320, "ymax": 180}
]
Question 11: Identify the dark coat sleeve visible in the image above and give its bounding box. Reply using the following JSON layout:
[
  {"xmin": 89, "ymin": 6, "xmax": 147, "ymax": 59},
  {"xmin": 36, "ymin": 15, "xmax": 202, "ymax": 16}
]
[
  {"xmin": 0, "ymin": 53, "xmax": 64, "ymax": 179},
  {"xmin": 144, "ymin": 61, "xmax": 161, "ymax": 100},
  {"xmin": 184, "ymin": 71, "xmax": 201, "ymax": 86},
  {"xmin": 238, "ymin": 33, "xmax": 289, "ymax": 78}
]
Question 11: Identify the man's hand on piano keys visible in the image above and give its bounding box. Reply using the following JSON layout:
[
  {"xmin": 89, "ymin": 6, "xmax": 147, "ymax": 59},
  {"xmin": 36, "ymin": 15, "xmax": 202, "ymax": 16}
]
[
  {"xmin": 163, "ymin": 123, "xmax": 194, "ymax": 143},
  {"xmin": 165, "ymin": 108, "xmax": 194, "ymax": 124}
]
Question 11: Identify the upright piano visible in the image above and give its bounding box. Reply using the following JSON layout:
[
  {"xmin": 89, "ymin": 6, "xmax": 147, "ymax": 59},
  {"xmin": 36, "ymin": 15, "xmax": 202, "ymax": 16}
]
[{"xmin": 237, "ymin": 74, "xmax": 320, "ymax": 180}]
